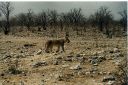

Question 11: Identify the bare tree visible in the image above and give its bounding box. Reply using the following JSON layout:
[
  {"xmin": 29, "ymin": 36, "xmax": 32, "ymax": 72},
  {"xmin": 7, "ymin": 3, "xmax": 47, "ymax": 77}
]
[
  {"xmin": 119, "ymin": 10, "xmax": 127, "ymax": 32},
  {"xmin": 95, "ymin": 7, "xmax": 112, "ymax": 31},
  {"xmin": 26, "ymin": 9, "xmax": 34, "ymax": 30},
  {"xmin": 16, "ymin": 9, "xmax": 34, "ymax": 31},
  {"xmin": 0, "ymin": 12, "xmax": 1, "ymax": 17},
  {"xmin": 48, "ymin": 10, "xmax": 58, "ymax": 29},
  {"xmin": 58, "ymin": 14, "xmax": 64, "ymax": 31},
  {"xmin": 10, "ymin": 17, "xmax": 17, "ymax": 27},
  {"xmin": 38, "ymin": 10, "xmax": 48, "ymax": 30},
  {"xmin": 88, "ymin": 14, "xmax": 97, "ymax": 27},
  {"xmin": 60, "ymin": 13, "xmax": 70, "ymax": 29},
  {"xmin": 68, "ymin": 8, "xmax": 84, "ymax": 35},
  {"xmin": 34, "ymin": 15, "xmax": 41, "ymax": 31},
  {"xmin": 0, "ymin": 12, "xmax": 2, "ymax": 31},
  {"xmin": 0, "ymin": 2, "xmax": 14, "ymax": 35},
  {"xmin": 94, "ymin": 6, "xmax": 113, "ymax": 38},
  {"xmin": 16, "ymin": 13, "xmax": 27, "ymax": 27}
]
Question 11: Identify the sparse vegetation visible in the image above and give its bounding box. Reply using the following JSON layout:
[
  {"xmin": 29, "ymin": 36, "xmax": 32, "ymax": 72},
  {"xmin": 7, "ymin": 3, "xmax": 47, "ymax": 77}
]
[
  {"xmin": 7, "ymin": 65, "xmax": 22, "ymax": 75},
  {"xmin": 0, "ymin": 2, "xmax": 127, "ymax": 85},
  {"xmin": 0, "ymin": 2, "xmax": 13, "ymax": 35}
]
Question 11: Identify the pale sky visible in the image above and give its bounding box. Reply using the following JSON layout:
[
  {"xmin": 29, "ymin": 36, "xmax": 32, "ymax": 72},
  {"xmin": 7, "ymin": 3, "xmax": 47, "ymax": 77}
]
[{"xmin": 4, "ymin": 2, "xmax": 128, "ymax": 20}]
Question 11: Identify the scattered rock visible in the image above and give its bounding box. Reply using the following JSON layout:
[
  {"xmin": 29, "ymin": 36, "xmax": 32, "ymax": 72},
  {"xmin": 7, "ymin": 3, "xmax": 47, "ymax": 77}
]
[
  {"xmin": 102, "ymin": 75, "xmax": 116, "ymax": 82},
  {"xmin": 1, "ymin": 51, "xmax": 7, "ymax": 54},
  {"xmin": 55, "ymin": 56, "xmax": 63, "ymax": 60},
  {"xmin": 8, "ymin": 66, "xmax": 22, "ymax": 75},
  {"xmin": 110, "ymin": 48, "xmax": 120, "ymax": 53},
  {"xmin": 19, "ymin": 81, "xmax": 24, "ymax": 85},
  {"xmin": 90, "ymin": 67, "xmax": 98, "ymax": 73},
  {"xmin": 53, "ymin": 56, "xmax": 63, "ymax": 65},
  {"xmin": 14, "ymin": 54, "xmax": 25, "ymax": 58},
  {"xmin": 55, "ymin": 74, "xmax": 63, "ymax": 81},
  {"xmin": 64, "ymin": 57, "xmax": 72, "ymax": 62},
  {"xmin": 32, "ymin": 61, "xmax": 47, "ymax": 68},
  {"xmin": 85, "ymin": 71, "xmax": 91, "ymax": 75},
  {"xmin": 2, "ymin": 54, "xmax": 12, "ymax": 60},
  {"xmin": 70, "ymin": 64, "xmax": 82, "ymax": 70},
  {"xmin": 35, "ymin": 49, "xmax": 42, "ymax": 55},
  {"xmin": 53, "ymin": 59, "xmax": 59, "ymax": 65},
  {"xmin": 0, "ymin": 73, "xmax": 4, "ymax": 76},
  {"xmin": 106, "ymin": 80, "xmax": 115, "ymax": 85},
  {"xmin": 0, "ymin": 82, "xmax": 2, "ymax": 85},
  {"xmin": 24, "ymin": 43, "xmax": 36, "ymax": 47},
  {"xmin": 114, "ymin": 53, "xmax": 123, "ymax": 57},
  {"xmin": 78, "ymin": 57, "xmax": 85, "ymax": 63},
  {"xmin": 112, "ymin": 59, "xmax": 122, "ymax": 66},
  {"xmin": 109, "ymin": 51, "xmax": 114, "ymax": 53},
  {"xmin": 25, "ymin": 53, "xmax": 34, "ymax": 56},
  {"xmin": 6, "ymin": 41, "xmax": 12, "ymax": 43},
  {"xmin": 67, "ymin": 55, "xmax": 74, "ymax": 58},
  {"xmin": 98, "ymin": 56, "xmax": 106, "ymax": 62},
  {"xmin": 89, "ymin": 55, "xmax": 106, "ymax": 65},
  {"xmin": 91, "ymin": 56, "xmax": 98, "ymax": 59},
  {"xmin": 20, "ymin": 50, "xmax": 24, "ymax": 53},
  {"xmin": 55, "ymin": 73, "xmax": 74, "ymax": 81},
  {"xmin": 40, "ymin": 80, "xmax": 45, "ymax": 85},
  {"xmin": 76, "ymin": 54, "xmax": 81, "ymax": 57},
  {"xmin": 10, "ymin": 52, "xmax": 17, "ymax": 56},
  {"xmin": 98, "ymin": 71, "xmax": 103, "ymax": 75},
  {"xmin": 62, "ymin": 64, "xmax": 69, "ymax": 68},
  {"xmin": 113, "ymin": 48, "xmax": 119, "ymax": 53},
  {"xmin": 90, "ymin": 58, "xmax": 98, "ymax": 64},
  {"xmin": 93, "ymin": 63, "xmax": 98, "ymax": 66}
]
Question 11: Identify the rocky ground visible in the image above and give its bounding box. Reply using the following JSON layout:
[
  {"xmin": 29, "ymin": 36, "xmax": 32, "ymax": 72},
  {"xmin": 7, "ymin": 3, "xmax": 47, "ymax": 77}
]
[{"xmin": 0, "ymin": 28, "xmax": 127, "ymax": 85}]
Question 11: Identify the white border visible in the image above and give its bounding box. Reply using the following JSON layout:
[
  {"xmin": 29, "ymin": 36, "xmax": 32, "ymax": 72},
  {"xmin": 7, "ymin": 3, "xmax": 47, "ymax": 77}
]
[{"xmin": 0, "ymin": 0, "xmax": 127, "ymax": 2}]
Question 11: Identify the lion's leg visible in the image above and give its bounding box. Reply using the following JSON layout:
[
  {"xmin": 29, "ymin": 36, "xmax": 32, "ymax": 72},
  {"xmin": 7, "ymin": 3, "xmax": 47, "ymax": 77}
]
[
  {"xmin": 50, "ymin": 45, "xmax": 53, "ymax": 52},
  {"xmin": 45, "ymin": 46, "xmax": 50, "ymax": 53},
  {"xmin": 56, "ymin": 45, "xmax": 60, "ymax": 52},
  {"xmin": 45, "ymin": 43, "xmax": 50, "ymax": 53},
  {"xmin": 61, "ymin": 44, "xmax": 65, "ymax": 52}
]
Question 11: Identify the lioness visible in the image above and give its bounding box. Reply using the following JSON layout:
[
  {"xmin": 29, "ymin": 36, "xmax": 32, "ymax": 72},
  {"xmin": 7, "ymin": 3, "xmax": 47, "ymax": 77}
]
[{"xmin": 45, "ymin": 36, "xmax": 70, "ymax": 53}]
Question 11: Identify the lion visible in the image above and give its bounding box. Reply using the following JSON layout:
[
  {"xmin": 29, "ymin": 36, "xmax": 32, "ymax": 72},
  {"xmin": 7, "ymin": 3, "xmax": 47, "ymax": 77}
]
[{"xmin": 45, "ymin": 36, "xmax": 70, "ymax": 53}]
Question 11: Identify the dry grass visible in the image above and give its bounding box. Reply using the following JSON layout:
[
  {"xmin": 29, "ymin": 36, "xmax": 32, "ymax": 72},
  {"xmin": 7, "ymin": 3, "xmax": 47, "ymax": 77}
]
[{"xmin": 0, "ymin": 27, "xmax": 127, "ymax": 85}]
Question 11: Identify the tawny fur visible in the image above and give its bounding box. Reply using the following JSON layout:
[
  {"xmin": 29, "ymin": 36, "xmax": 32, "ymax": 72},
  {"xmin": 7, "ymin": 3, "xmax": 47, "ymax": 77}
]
[{"xmin": 45, "ymin": 37, "xmax": 70, "ymax": 53}]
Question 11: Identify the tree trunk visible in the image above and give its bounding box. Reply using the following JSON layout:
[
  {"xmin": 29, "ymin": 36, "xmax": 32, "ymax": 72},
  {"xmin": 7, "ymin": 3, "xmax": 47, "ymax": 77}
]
[
  {"xmin": 4, "ymin": 29, "xmax": 9, "ymax": 35},
  {"xmin": 4, "ymin": 14, "xmax": 10, "ymax": 35},
  {"xmin": 99, "ymin": 21, "xmax": 103, "ymax": 32}
]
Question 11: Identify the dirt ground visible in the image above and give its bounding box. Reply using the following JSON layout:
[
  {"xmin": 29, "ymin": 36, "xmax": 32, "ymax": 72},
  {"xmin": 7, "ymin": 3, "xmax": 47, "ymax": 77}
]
[{"xmin": 0, "ymin": 28, "xmax": 127, "ymax": 85}]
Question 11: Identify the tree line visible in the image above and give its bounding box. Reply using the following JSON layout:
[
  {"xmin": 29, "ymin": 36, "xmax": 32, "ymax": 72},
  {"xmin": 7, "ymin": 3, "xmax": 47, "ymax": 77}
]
[{"xmin": 0, "ymin": 2, "xmax": 127, "ymax": 38}]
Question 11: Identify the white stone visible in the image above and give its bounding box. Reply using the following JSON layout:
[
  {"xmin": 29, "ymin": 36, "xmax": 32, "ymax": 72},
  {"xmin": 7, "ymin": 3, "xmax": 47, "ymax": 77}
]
[
  {"xmin": 70, "ymin": 64, "xmax": 81, "ymax": 70},
  {"xmin": 107, "ymin": 81, "xmax": 115, "ymax": 85},
  {"xmin": 62, "ymin": 64, "xmax": 69, "ymax": 68},
  {"xmin": 36, "ymin": 49, "xmax": 42, "ymax": 55},
  {"xmin": 113, "ymin": 48, "xmax": 119, "ymax": 53}
]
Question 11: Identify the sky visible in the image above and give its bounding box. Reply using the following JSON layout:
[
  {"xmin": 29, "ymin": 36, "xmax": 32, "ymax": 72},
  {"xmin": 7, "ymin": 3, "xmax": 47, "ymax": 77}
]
[{"xmin": 4, "ymin": 2, "xmax": 128, "ymax": 20}]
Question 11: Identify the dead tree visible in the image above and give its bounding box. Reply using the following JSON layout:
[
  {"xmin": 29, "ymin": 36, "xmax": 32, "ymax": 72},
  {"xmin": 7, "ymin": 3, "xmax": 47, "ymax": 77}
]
[
  {"xmin": 94, "ymin": 6, "xmax": 113, "ymax": 38},
  {"xmin": 119, "ymin": 10, "xmax": 127, "ymax": 32},
  {"xmin": 0, "ymin": 12, "xmax": 2, "ymax": 30},
  {"xmin": 16, "ymin": 13, "xmax": 27, "ymax": 28},
  {"xmin": 16, "ymin": 9, "xmax": 34, "ymax": 31},
  {"xmin": 0, "ymin": 12, "xmax": 1, "ymax": 16},
  {"xmin": 48, "ymin": 10, "xmax": 58, "ymax": 29},
  {"xmin": 68, "ymin": 8, "xmax": 84, "ymax": 35},
  {"xmin": 0, "ymin": 2, "xmax": 14, "ymax": 35},
  {"xmin": 58, "ymin": 14, "xmax": 64, "ymax": 31},
  {"xmin": 88, "ymin": 14, "xmax": 97, "ymax": 28},
  {"xmin": 38, "ymin": 10, "xmax": 48, "ymax": 30},
  {"xmin": 26, "ymin": 9, "xmax": 34, "ymax": 30},
  {"xmin": 95, "ymin": 7, "xmax": 113, "ymax": 32},
  {"xmin": 34, "ymin": 15, "xmax": 42, "ymax": 31},
  {"xmin": 60, "ymin": 13, "xmax": 70, "ymax": 30}
]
